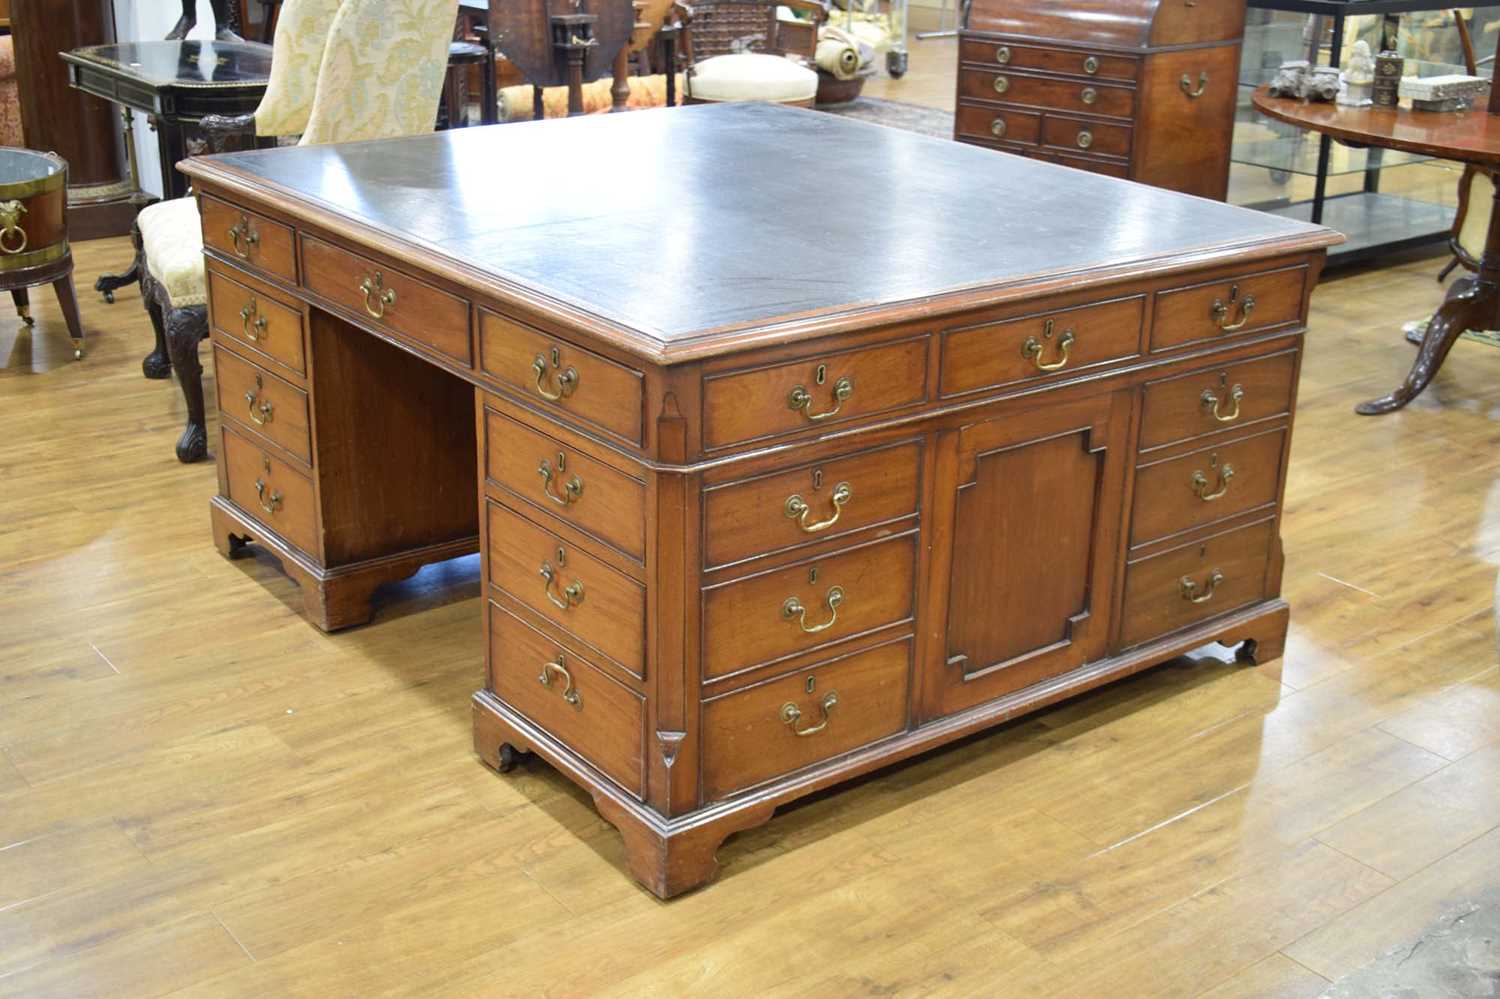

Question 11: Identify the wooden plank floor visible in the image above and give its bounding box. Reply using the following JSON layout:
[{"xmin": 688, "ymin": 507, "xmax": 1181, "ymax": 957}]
[{"xmin": 3, "ymin": 147, "xmax": 1500, "ymax": 997}]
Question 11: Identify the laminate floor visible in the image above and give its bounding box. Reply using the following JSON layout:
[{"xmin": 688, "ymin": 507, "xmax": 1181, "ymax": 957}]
[{"xmin": 2, "ymin": 125, "xmax": 1500, "ymax": 999}]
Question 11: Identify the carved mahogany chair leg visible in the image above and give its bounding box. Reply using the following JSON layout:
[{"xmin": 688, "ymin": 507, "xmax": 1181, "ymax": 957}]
[
  {"xmin": 164, "ymin": 304, "xmax": 210, "ymax": 463},
  {"xmin": 11, "ymin": 287, "xmax": 31, "ymax": 326},
  {"xmin": 142, "ymin": 292, "xmax": 171, "ymax": 378}
]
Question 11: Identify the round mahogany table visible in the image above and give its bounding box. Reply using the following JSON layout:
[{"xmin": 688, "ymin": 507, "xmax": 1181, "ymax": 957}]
[{"xmin": 1254, "ymin": 85, "xmax": 1500, "ymax": 415}]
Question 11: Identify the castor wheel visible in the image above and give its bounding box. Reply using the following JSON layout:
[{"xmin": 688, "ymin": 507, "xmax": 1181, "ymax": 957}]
[
  {"xmin": 101, "ymin": 289, "xmax": 114, "ymax": 304},
  {"xmin": 886, "ymin": 50, "xmax": 908, "ymax": 78},
  {"xmin": 497, "ymin": 744, "xmax": 526, "ymax": 772},
  {"xmin": 20, "ymin": 314, "xmax": 34, "ymax": 327}
]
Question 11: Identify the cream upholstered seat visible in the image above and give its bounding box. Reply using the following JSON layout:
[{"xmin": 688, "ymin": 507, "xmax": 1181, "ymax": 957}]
[
  {"xmin": 138, "ymin": 198, "xmax": 209, "ymax": 307},
  {"xmin": 685, "ymin": 51, "xmax": 818, "ymax": 103}
]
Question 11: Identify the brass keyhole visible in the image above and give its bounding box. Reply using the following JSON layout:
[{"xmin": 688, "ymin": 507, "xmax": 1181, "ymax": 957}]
[
  {"xmin": 808, "ymin": 566, "xmax": 819, "ymax": 585},
  {"xmin": 555, "ymin": 452, "xmax": 566, "ymax": 473},
  {"xmin": 815, "ymin": 364, "xmax": 827, "ymax": 386},
  {"xmin": 1219, "ymin": 371, "xmax": 1229, "ymax": 387},
  {"xmin": 555, "ymin": 546, "xmax": 567, "ymax": 567},
  {"xmin": 1210, "ymin": 452, "xmax": 1220, "ymax": 469},
  {"xmin": 806, "ymin": 676, "xmax": 816, "ymax": 694},
  {"xmin": 262, "ymin": 456, "xmax": 271, "ymax": 473},
  {"xmin": 550, "ymin": 346, "xmax": 561, "ymax": 367},
  {"xmin": 813, "ymin": 468, "xmax": 824, "ymax": 490}
]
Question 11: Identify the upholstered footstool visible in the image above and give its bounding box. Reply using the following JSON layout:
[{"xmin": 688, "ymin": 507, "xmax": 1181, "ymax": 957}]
[{"xmin": 136, "ymin": 196, "xmax": 211, "ymax": 462}]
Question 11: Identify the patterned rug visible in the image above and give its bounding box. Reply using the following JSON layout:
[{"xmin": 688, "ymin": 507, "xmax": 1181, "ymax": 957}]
[{"xmin": 818, "ymin": 96, "xmax": 954, "ymax": 139}]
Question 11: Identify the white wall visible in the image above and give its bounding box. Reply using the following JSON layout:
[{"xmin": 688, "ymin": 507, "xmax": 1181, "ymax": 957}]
[{"xmin": 113, "ymin": 0, "xmax": 218, "ymax": 197}]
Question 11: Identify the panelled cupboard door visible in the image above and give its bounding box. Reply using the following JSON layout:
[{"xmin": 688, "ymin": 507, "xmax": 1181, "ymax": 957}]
[{"xmin": 925, "ymin": 391, "xmax": 1129, "ymax": 719}]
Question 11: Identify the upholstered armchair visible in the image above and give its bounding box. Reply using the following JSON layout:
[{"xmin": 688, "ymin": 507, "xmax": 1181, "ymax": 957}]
[
  {"xmin": 136, "ymin": 0, "xmax": 458, "ymax": 462},
  {"xmin": 673, "ymin": 0, "xmax": 825, "ymax": 107}
]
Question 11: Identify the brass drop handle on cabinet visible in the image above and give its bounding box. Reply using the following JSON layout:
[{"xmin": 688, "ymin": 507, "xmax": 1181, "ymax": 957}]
[
  {"xmin": 239, "ymin": 299, "xmax": 268, "ymax": 342},
  {"xmin": 1200, "ymin": 384, "xmax": 1244, "ymax": 423},
  {"xmin": 1180, "ymin": 71, "xmax": 1209, "ymax": 98},
  {"xmin": 992, "ymin": 75, "xmax": 1010, "ymax": 95},
  {"xmin": 538, "ymin": 654, "xmax": 582, "ymax": 709},
  {"xmin": 1083, "ymin": 55, "xmax": 1099, "ymax": 74},
  {"xmin": 539, "ymin": 560, "xmax": 585, "ymax": 610},
  {"xmin": 785, "ymin": 481, "xmax": 852, "ymax": 533},
  {"xmin": 1180, "ymin": 569, "xmax": 1224, "ymax": 604},
  {"xmin": 788, "ymin": 376, "xmax": 853, "ymax": 422},
  {"xmin": 227, "ymin": 214, "xmax": 259, "ymax": 258},
  {"xmin": 253, "ymin": 476, "xmax": 282, "ymax": 514},
  {"xmin": 1076, "ymin": 129, "xmax": 1094, "ymax": 150},
  {"xmin": 990, "ymin": 118, "xmax": 1006, "ymax": 139},
  {"xmin": 244, "ymin": 373, "xmax": 275, "ymax": 426},
  {"xmin": 780, "ymin": 691, "xmax": 839, "ymax": 737},
  {"xmin": 1081, "ymin": 86, "xmax": 1098, "ymax": 106},
  {"xmin": 1210, "ymin": 285, "xmax": 1256, "ymax": 332},
  {"xmin": 1190, "ymin": 462, "xmax": 1235, "ymax": 501},
  {"xmin": 359, "ymin": 271, "xmax": 396, "ymax": 319},
  {"xmin": 1021, "ymin": 318, "xmax": 1075, "ymax": 372},
  {"xmin": 532, "ymin": 351, "xmax": 579, "ymax": 402},
  {"xmin": 537, "ymin": 453, "xmax": 583, "ymax": 506},
  {"xmin": 994, "ymin": 45, "xmax": 1010, "ymax": 64},
  {"xmin": 782, "ymin": 585, "xmax": 844, "ymax": 634}
]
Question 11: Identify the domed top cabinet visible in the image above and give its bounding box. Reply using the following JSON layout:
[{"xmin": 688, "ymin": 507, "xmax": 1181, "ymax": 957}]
[{"xmin": 956, "ymin": 0, "xmax": 1247, "ymax": 200}]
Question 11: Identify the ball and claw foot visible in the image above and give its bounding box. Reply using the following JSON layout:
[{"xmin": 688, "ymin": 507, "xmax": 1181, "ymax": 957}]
[
  {"xmin": 175, "ymin": 423, "xmax": 208, "ymax": 464},
  {"xmin": 142, "ymin": 350, "xmax": 171, "ymax": 379}
]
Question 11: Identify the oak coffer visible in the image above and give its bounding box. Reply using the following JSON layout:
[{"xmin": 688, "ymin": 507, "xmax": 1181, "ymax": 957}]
[
  {"xmin": 956, "ymin": 0, "xmax": 1248, "ymax": 199},
  {"xmin": 181, "ymin": 103, "xmax": 1340, "ymax": 899}
]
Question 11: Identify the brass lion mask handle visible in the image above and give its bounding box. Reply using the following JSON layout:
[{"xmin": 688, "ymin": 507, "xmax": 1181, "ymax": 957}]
[
  {"xmin": 0, "ymin": 200, "xmax": 28, "ymax": 254},
  {"xmin": 1200, "ymin": 384, "xmax": 1244, "ymax": 423},
  {"xmin": 781, "ymin": 585, "xmax": 845, "ymax": 634},
  {"xmin": 784, "ymin": 481, "xmax": 852, "ymax": 533},
  {"xmin": 538, "ymin": 654, "xmax": 582, "ymax": 709},
  {"xmin": 780, "ymin": 691, "xmax": 839, "ymax": 737},
  {"xmin": 1180, "ymin": 570, "xmax": 1224, "ymax": 604}
]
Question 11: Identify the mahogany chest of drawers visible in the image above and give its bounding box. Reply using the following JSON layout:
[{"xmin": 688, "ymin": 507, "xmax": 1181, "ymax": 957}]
[
  {"xmin": 183, "ymin": 104, "xmax": 1339, "ymax": 899},
  {"xmin": 956, "ymin": 0, "xmax": 1248, "ymax": 200}
]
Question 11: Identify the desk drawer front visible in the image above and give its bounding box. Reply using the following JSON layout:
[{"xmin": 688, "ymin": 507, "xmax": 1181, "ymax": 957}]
[
  {"xmin": 960, "ymin": 69, "xmax": 1134, "ymax": 119},
  {"xmin": 302, "ymin": 235, "xmax": 472, "ymax": 366},
  {"xmin": 961, "ymin": 40, "xmax": 1139, "ymax": 83},
  {"xmin": 1151, "ymin": 266, "xmax": 1307, "ymax": 352},
  {"xmin": 484, "ymin": 407, "xmax": 647, "ymax": 562},
  {"xmin": 702, "ymin": 638, "xmax": 910, "ymax": 800},
  {"xmin": 487, "ymin": 500, "xmax": 646, "ymax": 676},
  {"xmin": 702, "ymin": 533, "xmax": 917, "ymax": 681},
  {"xmin": 703, "ymin": 337, "xmax": 928, "ymax": 449},
  {"xmin": 1119, "ymin": 519, "xmax": 1273, "ymax": 649},
  {"xmin": 490, "ymin": 603, "xmax": 645, "ymax": 799},
  {"xmin": 480, "ymin": 312, "xmax": 644, "ymax": 446},
  {"xmin": 703, "ymin": 441, "xmax": 922, "ymax": 571},
  {"xmin": 1129, "ymin": 428, "xmax": 1286, "ymax": 546},
  {"xmin": 207, "ymin": 268, "xmax": 306, "ymax": 375},
  {"xmin": 1140, "ymin": 351, "xmax": 1297, "ymax": 450},
  {"xmin": 1042, "ymin": 114, "xmax": 1131, "ymax": 159},
  {"xmin": 201, "ymin": 195, "xmax": 297, "ymax": 285},
  {"xmin": 213, "ymin": 345, "xmax": 313, "ymax": 464},
  {"xmin": 955, "ymin": 103, "xmax": 1041, "ymax": 145},
  {"xmin": 940, "ymin": 296, "xmax": 1144, "ymax": 397},
  {"xmin": 222, "ymin": 427, "xmax": 319, "ymax": 557}
]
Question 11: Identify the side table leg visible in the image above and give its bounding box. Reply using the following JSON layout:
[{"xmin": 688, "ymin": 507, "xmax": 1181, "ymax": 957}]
[
  {"xmin": 11, "ymin": 287, "xmax": 32, "ymax": 327},
  {"xmin": 51, "ymin": 273, "xmax": 84, "ymax": 360}
]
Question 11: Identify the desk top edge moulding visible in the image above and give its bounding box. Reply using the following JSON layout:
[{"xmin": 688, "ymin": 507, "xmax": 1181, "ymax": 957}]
[{"xmin": 181, "ymin": 102, "xmax": 1341, "ymax": 899}]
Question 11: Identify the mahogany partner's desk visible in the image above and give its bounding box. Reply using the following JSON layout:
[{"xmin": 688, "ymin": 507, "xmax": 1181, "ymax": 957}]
[{"xmin": 181, "ymin": 104, "xmax": 1340, "ymax": 898}]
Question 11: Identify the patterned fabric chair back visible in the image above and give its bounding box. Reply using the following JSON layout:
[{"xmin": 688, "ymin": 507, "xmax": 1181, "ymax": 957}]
[
  {"xmin": 300, "ymin": 0, "xmax": 460, "ymax": 146},
  {"xmin": 254, "ymin": 0, "xmax": 345, "ymax": 136}
]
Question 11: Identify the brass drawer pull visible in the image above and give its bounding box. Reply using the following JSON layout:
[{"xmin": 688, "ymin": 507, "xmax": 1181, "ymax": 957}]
[
  {"xmin": 990, "ymin": 118, "xmax": 1006, "ymax": 138},
  {"xmin": 1083, "ymin": 55, "xmax": 1099, "ymax": 75},
  {"xmin": 253, "ymin": 476, "xmax": 282, "ymax": 515},
  {"xmin": 532, "ymin": 352, "xmax": 579, "ymax": 402},
  {"xmin": 781, "ymin": 585, "xmax": 844, "ymax": 634},
  {"xmin": 537, "ymin": 453, "xmax": 583, "ymax": 506},
  {"xmin": 359, "ymin": 272, "xmax": 397, "ymax": 319},
  {"xmin": 539, "ymin": 560, "xmax": 585, "ymax": 610},
  {"xmin": 1081, "ymin": 86, "xmax": 1098, "ymax": 106},
  {"xmin": 1190, "ymin": 462, "xmax": 1235, "ymax": 501},
  {"xmin": 995, "ymin": 45, "xmax": 1011, "ymax": 64},
  {"xmin": 538, "ymin": 654, "xmax": 582, "ymax": 709},
  {"xmin": 227, "ymin": 214, "xmax": 259, "ymax": 258},
  {"xmin": 1200, "ymin": 384, "xmax": 1244, "ymax": 422},
  {"xmin": 1180, "ymin": 569, "xmax": 1224, "ymax": 604},
  {"xmin": 239, "ymin": 299, "xmax": 268, "ymax": 342},
  {"xmin": 785, "ymin": 481, "xmax": 852, "ymax": 533},
  {"xmin": 1021, "ymin": 318, "xmax": 1075, "ymax": 372},
  {"xmin": 1076, "ymin": 129, "xmax": 1094, "ymax": 150},
  {"xmin": 787, "ymin": 375, "xmax": 853, "ymax": 422},
  {"xmin": 780, "ymin": 691, "xmax": 839, "ymax": 737},
  {"xmin": 1180, "ymin": 71, "xmax": 1209, "ymax": 99},
  {"xmin": 1211, "ymin": 285, "xmax": 1256, "ymax": 332},
  {"xmin": 244, "ymin": 373, "xmax": 275, "ymax": 426},
  {"xmin": 992, "ymin": 75, "xmax": 1010, "ymax": 95}
]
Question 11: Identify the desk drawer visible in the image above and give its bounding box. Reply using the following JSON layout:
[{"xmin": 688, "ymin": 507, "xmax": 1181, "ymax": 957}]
[
  {"xmin": 1151, "ymin": 266, "xmax": 1308, "ymax": 352},
  {"xmin": 703, "ymin": 337, "xmax": 928, "ymax": 449},
  {"xmin": 484, "ymin": 406, "xmax": 647, "ymax": 562},
  {"xmin": 1043, "ymin": 114, "xmax": 1131, "ymax": 159},
  {"xmin": 201, "ymin": 195, "xmax": 297, "ymax": 285},
  {"xmin": 301, "ymin": 235, "xmax": 472, "ymax": 366},
  {"xmin": 222, "ymin": 426, "xmax": 319, "ymax": 557},
  {"xmin": 1129, "ymin": 428, "xmax": 1287, "ymax": 546},
  {"xmin": 490, "ymin": 602, "xmax": 644, "ymax": 799},
  {"xmin": 479, "ymin": 312, "xmax": 644, "ymax": 446},
  {"xmin": 207, "ymin": 267, "xmax": 305, "ymax": 375},
  {"xmin": 955, "ymin": 102, "xmax": 1040, "ymax": 145},
  {"xmin": 702, "ymin": 533, "xmax": 917, "ymax": 681},
  {"xmin": 940, "ymin": 296, "xmax": 1144, "ymax": 397},
  {"xmin": 1119, "ymin": 519, "xmax": 1273, "ymax": 649},
  {"xmin": 962, "ymin": 40, "xmax": 1139, "ymax": 83},
  {"xmin": 960, "ymin": 69, "xmax": 1134, "ymax": 119},
  {"xmin": 703, "ymin": 440, "xmax": 922, "ymax": 570},
  {"xmin": 486, "ymin": 500, "xmax": 646, "ymax": 676},
  {"xmin": 213, "ymin": 345, "xmax": 312, "ymax": 464},
  {"xmin": 1140, "ymin": 351, "xmax": 1297, "ymax": 450},
  {"xmin": 702, "ymin": 638, "xmax": 909, "ymax": 800}
]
